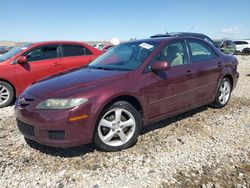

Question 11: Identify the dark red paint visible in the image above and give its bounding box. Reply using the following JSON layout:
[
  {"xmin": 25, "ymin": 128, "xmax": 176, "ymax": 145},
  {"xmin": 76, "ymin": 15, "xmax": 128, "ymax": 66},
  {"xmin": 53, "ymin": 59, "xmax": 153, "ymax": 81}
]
[{"xmin": 15, "ymin": 37, "xmax": 239, "ymax": 147}]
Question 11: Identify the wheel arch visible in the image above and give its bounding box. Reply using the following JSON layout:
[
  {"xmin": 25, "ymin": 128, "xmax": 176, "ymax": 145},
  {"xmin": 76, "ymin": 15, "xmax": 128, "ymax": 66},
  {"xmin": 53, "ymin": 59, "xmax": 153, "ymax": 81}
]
[
  {"xmin": 223, "ymin": 74, "xmax": 234, "ymax": 88},
  {"xmin": 242, "ymin": 48, "xmax": 250, "ymax": 54},
  {"xmin": 101, "ymin": 95, "xmax": 144, "ymax": 118}
]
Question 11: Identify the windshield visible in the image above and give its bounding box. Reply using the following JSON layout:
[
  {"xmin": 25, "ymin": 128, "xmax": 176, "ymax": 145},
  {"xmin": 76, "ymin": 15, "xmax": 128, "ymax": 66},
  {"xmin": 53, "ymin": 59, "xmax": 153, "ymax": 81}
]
[
  {"xmin": 88, "ymin": 41, "xmax": 158, "ymax": 71},
  {"xmin": 0, "ymin": 43, "xmax": 32, "ymax": 63}
]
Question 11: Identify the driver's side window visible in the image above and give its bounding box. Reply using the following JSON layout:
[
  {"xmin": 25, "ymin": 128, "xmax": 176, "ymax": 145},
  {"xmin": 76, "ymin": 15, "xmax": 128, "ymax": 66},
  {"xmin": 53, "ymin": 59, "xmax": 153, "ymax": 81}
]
[
  {"xmin": 26, "ymin": 45, "xmax": 58, "ymax": 62},
  {"xmin": 27, "ymin": 48, "xmax": 43, "ymax": 62},
  {"xmin": 153, "ymin": 42, "xmax": 186, "ymax": 67}
]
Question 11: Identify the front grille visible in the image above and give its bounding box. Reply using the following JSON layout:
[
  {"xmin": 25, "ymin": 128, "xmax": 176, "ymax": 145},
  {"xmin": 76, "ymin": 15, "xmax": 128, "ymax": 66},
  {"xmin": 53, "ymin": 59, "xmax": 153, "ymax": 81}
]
[
  {"xmin": 18, "ymin": 96, "xmax": 35, "ymax": 107},
  {"xmin": 17, "ymin": 120, "xmax": 35, "ymax": 136},
  {"xmin": 48, "ymin": 131, "xmax": 65, "ymax": 140}
]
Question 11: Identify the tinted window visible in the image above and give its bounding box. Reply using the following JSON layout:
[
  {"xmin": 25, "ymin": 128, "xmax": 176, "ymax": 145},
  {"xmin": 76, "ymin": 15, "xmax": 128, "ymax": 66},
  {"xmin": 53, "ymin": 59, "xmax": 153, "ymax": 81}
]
[
  {"xmin": 188, "ymin": 40, "xmax": 217, "ymax": 63},
  {"xmin": 26, "ymin": 45, "xmax": 58, "ymax": 62},
  {"xmin": 226, "ymin": 41, "xmax": 233, "ymax": 46},
  {"xmin": 62, "ymin": 45, "xmax": 92, "ymax": 57},
  {"xmin": 153, "ymin": 42, "xmax": 186, "ymax": 67},
  {"xmin": 0, "ymin": 43, "xmax": 32, "ymax": 63},
  {"xmin": 88, "ymin": 41, "xmax": 158, "ymax": 71},
  {"xmin": 234, "ymin": 41, "xmax": 249, "ymax": 45}
]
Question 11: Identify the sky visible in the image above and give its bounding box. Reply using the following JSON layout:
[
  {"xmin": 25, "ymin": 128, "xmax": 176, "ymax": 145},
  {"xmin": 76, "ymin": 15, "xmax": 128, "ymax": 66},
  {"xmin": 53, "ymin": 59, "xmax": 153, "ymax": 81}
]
[{"xmin": 0, "ymin": 0, "xmax": 249, "ymax": 42}]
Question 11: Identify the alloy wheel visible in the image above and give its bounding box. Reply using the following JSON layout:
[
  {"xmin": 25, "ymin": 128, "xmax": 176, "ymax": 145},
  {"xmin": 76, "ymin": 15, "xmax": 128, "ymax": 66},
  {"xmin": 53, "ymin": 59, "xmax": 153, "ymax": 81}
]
[
  {"xmin": 218, "ymin": 80, "xmax": 231, "ymax": 105},
  {"xmin": 97, "ymin": 108, "xmax": 136, "ymax": 147},
  {"xmin": 0, "ymin": 85, "xmax": 10, "ymax": 106}
]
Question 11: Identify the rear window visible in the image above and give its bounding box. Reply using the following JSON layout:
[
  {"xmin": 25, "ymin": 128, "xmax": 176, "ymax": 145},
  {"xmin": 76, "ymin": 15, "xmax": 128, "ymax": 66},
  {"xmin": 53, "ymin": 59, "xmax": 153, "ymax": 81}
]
[
  {"xmin": 62, "ymin": 45, "xmax": 92, "ymax": 57},
  {"xmin": 234, "ymin": 41, "xmax": 249, "ymax": 45},
  {"xmin": 188, "ymin": 40, "xmax": 218, "ymax": 63}
]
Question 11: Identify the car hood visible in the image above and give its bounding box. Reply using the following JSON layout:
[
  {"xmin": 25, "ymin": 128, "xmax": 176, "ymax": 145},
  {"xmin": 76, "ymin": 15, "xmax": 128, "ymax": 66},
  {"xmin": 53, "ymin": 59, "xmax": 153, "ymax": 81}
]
[{"xmin": 26, "ymin": 68, "xmax": 128, "ymax": 98}]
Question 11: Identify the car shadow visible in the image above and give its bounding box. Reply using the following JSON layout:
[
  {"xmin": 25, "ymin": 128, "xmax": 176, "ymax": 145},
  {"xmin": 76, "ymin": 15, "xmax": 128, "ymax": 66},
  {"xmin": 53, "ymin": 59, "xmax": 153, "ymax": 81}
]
[
  {"xmin": 26, "ymin": 139, "xmax": 95, "ymax": 158},
  {"xmin": 26, "ymin": 105, "xmax": 209, "ymax": 157},
  {"xmin": 141, "ymin": 105, "xmax": 209, "ymax": 135}
]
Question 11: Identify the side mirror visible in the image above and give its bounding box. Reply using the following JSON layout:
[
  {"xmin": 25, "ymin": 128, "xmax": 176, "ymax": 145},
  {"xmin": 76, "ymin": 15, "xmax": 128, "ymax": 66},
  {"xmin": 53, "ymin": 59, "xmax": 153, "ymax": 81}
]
[
  {"xmin": 151, "ymin": 61, "xmax": 169, "ymax": 71},
  {"xmin": 16, "ymin": 56, "xmax": 28, "ymax": 64}
]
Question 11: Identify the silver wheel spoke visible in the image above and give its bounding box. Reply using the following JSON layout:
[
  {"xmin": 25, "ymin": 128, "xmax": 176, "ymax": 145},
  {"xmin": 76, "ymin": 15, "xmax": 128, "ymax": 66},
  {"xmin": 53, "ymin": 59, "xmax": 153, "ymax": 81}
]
[
  {"xmin": 103, "ymin": 130, "xmax": 116, "ymax": 142},
  {"xmin": 120, "ymin": 119, "xmax": 135, "ymax": 128},
  {"xmin": 99, "ymin": 119, "xmax": 113, "ymax": 128},
  {"xmin": 115, "ymin": 109, "xmax": 122, "ymax": 123},
  {"xmin": 0, "ymin": 85, "xmax": 10, "ymax": 105},
  {"xmin": 117, "ymin": 130, "xmax": 127, "ymax": 143},
  {"xmin": 0, "ymin": 87, "xmax": 5, "ymax": 93},
  {"xmin": 1, "ymin": 95, "xmax": 8, "ymax": 99}
]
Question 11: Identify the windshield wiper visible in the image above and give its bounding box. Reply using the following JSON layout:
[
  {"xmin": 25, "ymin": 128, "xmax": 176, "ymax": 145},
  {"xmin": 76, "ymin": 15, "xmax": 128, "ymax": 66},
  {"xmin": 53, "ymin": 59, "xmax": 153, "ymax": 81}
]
[{"xmin": 88, "ymin": 66, "xmax": 113, "ymax": 71}]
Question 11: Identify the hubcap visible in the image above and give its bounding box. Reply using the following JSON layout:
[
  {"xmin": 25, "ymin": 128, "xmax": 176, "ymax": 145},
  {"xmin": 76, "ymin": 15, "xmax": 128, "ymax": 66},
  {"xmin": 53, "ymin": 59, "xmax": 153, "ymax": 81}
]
[
  {"xmin": 218, "ymin": 80, "xmax": 231, "ymax": 105},
  {"xmin": 98, "ymin": 108, "xmax": 136, "ymax": 147},
  {"xmin": 0, "ymin": 85, "xmax": 10, "ymax": 105}
]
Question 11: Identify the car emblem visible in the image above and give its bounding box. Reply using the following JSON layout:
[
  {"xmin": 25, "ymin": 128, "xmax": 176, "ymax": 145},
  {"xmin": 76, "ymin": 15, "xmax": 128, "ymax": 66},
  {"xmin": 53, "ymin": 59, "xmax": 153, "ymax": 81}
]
[{"xmin": 18, "ymin": 97, "xmax": 26, "ymax": 105}]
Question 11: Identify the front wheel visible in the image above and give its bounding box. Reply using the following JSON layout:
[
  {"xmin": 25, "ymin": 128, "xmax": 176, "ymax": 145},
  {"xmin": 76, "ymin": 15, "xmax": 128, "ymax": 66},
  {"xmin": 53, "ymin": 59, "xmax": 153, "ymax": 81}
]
[
  {"xmin": 93, "ymin": 101, "xmax": 142, "ymax": 152},
  {"xmin": 212, "ymin": 78, "xmax": 232, "ymax": 108},
  {"xmin": 0, "ymin": 81, "xmax": 15, "ymax": 108}
]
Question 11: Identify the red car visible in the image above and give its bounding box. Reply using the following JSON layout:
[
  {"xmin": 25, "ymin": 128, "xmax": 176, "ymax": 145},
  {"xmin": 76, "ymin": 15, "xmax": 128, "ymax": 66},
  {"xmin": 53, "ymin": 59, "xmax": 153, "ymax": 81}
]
[
  {"xmin": 0, "ymin": 41, "xmax": 102, "ymax": 107},
  {"xmin": 15, "ymin": 36, "xmax": 239, "ymax": 152}
]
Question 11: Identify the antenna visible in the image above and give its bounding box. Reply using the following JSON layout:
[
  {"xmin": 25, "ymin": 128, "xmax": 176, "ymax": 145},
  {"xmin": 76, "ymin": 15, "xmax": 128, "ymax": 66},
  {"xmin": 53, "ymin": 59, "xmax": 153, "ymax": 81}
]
[
  {"xmin": 188, "ymin": 25, "xmax": 195, "ymax": 32},
  {"xmin": 164, "ymin": 27, "xmax": 168, "ymax": 34}
]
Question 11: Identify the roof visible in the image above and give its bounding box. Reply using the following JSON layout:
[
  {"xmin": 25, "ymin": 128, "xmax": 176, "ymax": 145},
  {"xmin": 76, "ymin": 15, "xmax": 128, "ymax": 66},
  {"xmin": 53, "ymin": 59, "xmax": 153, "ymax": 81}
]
[
  {"xmin": 150, "ymin": 32, "xmax": 209, "ymax": 38},
  {"xmin": 30, "ymin": 41, "xmax": 90, "ymax": 47}
]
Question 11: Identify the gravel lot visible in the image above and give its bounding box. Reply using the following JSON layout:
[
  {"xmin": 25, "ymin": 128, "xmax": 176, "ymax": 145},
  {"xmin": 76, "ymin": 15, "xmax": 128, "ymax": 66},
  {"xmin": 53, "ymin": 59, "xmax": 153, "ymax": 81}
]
[{"xmin": 0, "ymin": 55, "xmax": 250, "ymax": 188}]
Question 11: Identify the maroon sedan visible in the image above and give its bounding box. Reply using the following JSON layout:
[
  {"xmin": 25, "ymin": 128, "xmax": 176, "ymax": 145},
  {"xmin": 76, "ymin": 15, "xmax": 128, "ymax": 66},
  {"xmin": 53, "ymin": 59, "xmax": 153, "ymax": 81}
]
[{"xmin": 15, "ymin": 36, "xmax": 239, "ymax": 151}]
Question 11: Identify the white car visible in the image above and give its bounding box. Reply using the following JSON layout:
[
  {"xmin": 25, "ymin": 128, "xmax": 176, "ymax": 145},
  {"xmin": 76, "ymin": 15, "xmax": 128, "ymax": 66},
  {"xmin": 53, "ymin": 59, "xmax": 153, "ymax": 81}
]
[{"xmin": 233, "ymin": 40, "xmax": 250, "ymax": 54}]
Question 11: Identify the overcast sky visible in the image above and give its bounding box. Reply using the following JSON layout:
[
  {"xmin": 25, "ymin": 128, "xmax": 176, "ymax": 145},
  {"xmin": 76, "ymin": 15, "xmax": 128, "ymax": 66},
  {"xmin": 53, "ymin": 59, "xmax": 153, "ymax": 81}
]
[{"xmin": 0, "ymin": 0, "xmax": 249, "ymax": 42}]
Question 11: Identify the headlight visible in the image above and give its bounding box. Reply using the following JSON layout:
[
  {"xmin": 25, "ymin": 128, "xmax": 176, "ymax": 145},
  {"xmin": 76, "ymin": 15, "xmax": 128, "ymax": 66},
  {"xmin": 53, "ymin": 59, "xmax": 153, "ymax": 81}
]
[{"xmin": 36, "ymin": 98, "xmax": 88, "ymax": 110}]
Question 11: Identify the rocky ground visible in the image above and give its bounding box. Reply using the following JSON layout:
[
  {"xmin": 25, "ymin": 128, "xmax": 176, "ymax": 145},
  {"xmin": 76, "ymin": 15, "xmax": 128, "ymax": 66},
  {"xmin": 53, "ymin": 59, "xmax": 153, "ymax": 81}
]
[{"xmin": 0, "ymin": 55, "xmax": 250, "ymax": 188}]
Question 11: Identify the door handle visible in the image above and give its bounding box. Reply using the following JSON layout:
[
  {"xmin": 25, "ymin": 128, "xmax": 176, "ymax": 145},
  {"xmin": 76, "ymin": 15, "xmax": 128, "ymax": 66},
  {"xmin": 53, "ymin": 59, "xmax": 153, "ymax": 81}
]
[
  {"xmin": 53, "ymin": 62, "xmax": 61, "ymax": 66},
  {"xmin": 218, "ymin": 62, "xmax": 222, "ymax": 67},
  {"xmin": 185, "ymin": 70, "xmax": 192, "ymax": 76}
]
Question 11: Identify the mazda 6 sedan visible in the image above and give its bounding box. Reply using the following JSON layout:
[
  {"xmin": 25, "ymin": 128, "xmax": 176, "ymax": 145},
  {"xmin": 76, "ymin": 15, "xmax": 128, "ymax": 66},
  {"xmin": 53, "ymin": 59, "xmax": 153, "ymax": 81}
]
[{"xmin": 15, "ymin": 36, "xmax": 239, "ymax": 152}]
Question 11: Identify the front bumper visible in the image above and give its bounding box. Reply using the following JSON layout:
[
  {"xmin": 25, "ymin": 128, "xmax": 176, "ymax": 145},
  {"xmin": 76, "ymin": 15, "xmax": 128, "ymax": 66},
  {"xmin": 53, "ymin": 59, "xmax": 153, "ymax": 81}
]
[{"xmin": 15, "ymin": 99, "xmax": 95, "ymax": 148}]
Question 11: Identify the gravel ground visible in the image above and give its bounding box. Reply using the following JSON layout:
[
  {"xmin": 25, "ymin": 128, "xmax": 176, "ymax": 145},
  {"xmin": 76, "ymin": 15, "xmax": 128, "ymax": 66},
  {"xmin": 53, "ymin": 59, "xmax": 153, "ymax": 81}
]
[{"xmin": 0, "ymin": 55, "xmax": 250, "ymax": 188}]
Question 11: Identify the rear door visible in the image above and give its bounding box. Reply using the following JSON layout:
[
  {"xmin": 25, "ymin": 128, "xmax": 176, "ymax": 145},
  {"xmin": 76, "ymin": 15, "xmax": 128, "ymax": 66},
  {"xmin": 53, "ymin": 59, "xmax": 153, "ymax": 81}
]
[
  {"xmin": 186, "ymin": 39, "xmax": 221, "ymax": 102},
  {"xmin": 60, "ymin": 44, "xmax": 96, "ymax": 71},
  {"xmin": 15, "ymin": 44, "xmax": 62, "ymax": 92}
]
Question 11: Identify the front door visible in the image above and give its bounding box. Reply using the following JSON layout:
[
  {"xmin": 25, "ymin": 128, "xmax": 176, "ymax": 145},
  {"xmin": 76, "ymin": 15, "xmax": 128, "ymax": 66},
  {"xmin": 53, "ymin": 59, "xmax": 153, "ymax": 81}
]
[{"xmin": 142, "ymin": 40, "xmax": 200, "ymax": 118}]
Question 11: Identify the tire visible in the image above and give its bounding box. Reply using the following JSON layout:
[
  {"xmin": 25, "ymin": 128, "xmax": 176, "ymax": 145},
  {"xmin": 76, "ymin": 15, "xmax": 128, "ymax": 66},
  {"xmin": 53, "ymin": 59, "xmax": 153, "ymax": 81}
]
[
  {"xmin": 0, "ymin": 81, "xmax": 15, "ymax": 108},
  {"xmin": 212, "ymin": 78, "xmax": 232, "ymax": 108},
  {"xmin": 93, "ymin": 101, "xmax": 142, "ymax": 152},
  {"xmin": 242, "ymin": 48, "xmax": 250, "ymax": 55}
]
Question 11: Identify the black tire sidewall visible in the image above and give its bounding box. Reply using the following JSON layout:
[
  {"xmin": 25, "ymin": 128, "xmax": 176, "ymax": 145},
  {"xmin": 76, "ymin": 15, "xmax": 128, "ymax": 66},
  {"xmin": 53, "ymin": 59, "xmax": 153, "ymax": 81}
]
[
  {"xmin": 93, "ymin": 101, "xmax": 142, "ymax": 152},
  {"xmin": 0, "ymin": 81, "xmax": 15, "ymax": 108},
  {"xmin": 214, "ymin": 78, "xmax": 232, "ymax": 108},
  {"xmin": 243, "ymin": 48, "xmax": 250, "ymax": 55}
]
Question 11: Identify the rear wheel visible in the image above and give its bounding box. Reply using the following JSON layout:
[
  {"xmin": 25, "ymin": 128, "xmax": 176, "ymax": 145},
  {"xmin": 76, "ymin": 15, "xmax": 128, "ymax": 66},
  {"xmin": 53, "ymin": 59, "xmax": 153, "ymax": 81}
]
[
  {"xmin": 212, "ymin": 78, "xmax": 232, "ymax": 108},
  {"xmin": 242, "ymin": 48, "xmax": 250, "ymax": 55},
  {"xmin": 93, "ymin": 101, "xmax": 142, "ymax": 152},
  {"xmin": 0, "ymin": 81, "xmax": 15, "ymax": 108}
]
